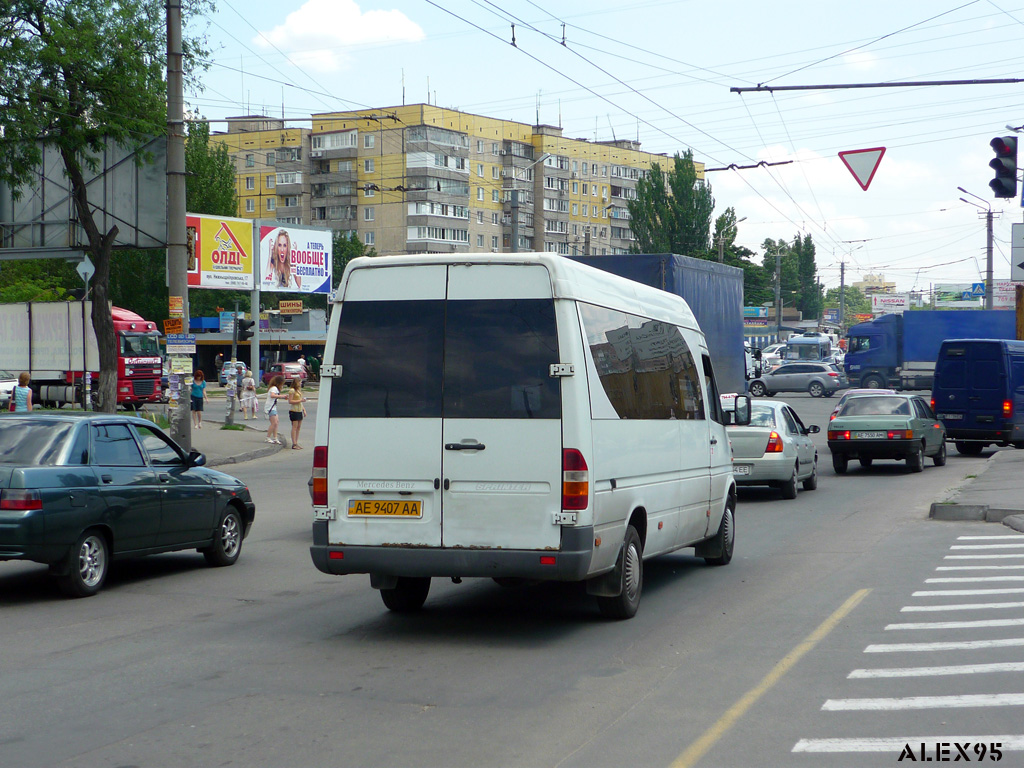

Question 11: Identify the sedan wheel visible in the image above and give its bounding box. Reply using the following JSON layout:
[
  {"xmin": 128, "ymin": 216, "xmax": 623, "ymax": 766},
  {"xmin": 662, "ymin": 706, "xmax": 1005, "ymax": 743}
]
[
  {"xmin": 832, "ymin": 453, "xmax": 848, "ymax": 474},
  {"xmin": 808, "ymin": 381, "xmax": 824, "ymax": 398},
  {"xmin": 203, "ymin": 508, "xmax": 243, "ymax": 567},
  {"xmin": 802, "ymin": 458, "xmax": 818, "ymax": 491},
  {"xmin": 907, "ymin": 442, "xmax": 925, "ymax": 473},
  {"xmin": 933, "ymin": 440, "xmax": 947, "ymax": 466},
  {"xmin": 780, "ymin": 465, "xmax": 799, "ymax": 499},
  {"xmin": 57, "ymin": 530, "xmax": 109, "ymax": 598}
]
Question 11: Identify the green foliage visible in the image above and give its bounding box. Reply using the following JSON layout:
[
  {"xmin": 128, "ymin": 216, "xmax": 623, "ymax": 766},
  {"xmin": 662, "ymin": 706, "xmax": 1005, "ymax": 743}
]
[
  {"xmin": 627, "ymin": 151, "xmax": 715, "ymax": 256},
  {"xmin": 824, "ymin": 286, "xmax": 872, "ymax": 316},
  {"xmin": 761, "ymin": 234, "xmax": 823, "ymax": 320},
  {"xmin": 0, "ymin": 259, "xmax": 79, "ymax": 302},
  {"xmin": 711, "ymin": 209, "xmax": 772, "ymax": 305}
]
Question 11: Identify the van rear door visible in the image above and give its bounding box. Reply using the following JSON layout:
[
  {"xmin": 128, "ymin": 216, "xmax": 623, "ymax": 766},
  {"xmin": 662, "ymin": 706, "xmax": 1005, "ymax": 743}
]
[
  {"xmin": 441, "ymin": 264, "xmax": 562, "ymax": 550},
  {"xmin": 935, "ymin": 342, "xmax": 1004, "ymax": 429}
]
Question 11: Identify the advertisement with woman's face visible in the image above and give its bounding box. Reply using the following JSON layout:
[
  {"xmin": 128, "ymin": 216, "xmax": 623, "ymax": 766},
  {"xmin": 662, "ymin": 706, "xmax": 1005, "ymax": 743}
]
[{"xmin": 259, "ymin": 226, "xmax": 332, "ymax": 294}]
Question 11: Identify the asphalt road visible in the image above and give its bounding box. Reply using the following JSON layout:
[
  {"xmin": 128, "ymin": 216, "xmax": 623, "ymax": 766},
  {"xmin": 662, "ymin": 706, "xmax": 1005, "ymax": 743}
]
[{"xmin": 2, "ymin": 392, "xmax": 1021, "ymax": 767}]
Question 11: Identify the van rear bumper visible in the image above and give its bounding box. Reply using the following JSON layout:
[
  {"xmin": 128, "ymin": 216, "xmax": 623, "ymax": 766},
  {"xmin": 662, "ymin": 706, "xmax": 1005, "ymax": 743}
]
[
  {"xmin": 310, "ymin": 522, "xmax": 595, "ymax": 581},
  {"xmin": 945, "ymin": 426, "xmax": 1022, "ymax": 443}
]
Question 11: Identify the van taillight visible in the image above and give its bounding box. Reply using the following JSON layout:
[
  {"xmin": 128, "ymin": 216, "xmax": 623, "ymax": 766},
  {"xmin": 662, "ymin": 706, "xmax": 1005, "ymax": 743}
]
[
  {"xmin": 931, "ymin": 398, "xmax": 936, "ymax": 411},
  {"xmin": 312, "ymin": 446, "xmax": 328, "ymax": 507},
  {"xmin": 1004, "ymin": 400, "xmax": 1013, "ymax": 419},
  {"xmin": 0, "ymin": 489, "xmax": 41, "ymax": 511},
  {"xmin": 765, "ymin": 431, "xmax": 784, "ymax": 453},
  {"xmin": 562, "ymin": 448, "xmax": 589, "ymax": 511}
]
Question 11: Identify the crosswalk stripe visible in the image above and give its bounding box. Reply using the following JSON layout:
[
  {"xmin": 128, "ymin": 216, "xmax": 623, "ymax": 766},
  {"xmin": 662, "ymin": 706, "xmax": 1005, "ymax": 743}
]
[
  {"xmin": 915, "ymin": 588, "xmax": 1024, "ymax": 596},
  {"xmin": 951, "ymin": 544, "xmax": 1024, "ymax": 550},
  {"xmin": 793, "ymin": 736, "xmax": 1024, "ymax": 753},
  {"xmin": 902, "ymin": 601, "xmax": 1024, "ymax": 612},
  {"xmin": 866, "ymin": 638, "xmax": 1024, "ymax": 653},
  {"xmin": 927, "ymin": 576, "xmax": 1024, "ymax": 583},
  {"xmin": 936, "ymin": 565, "xmax": 1024, "ymax": 571},
  {"xmin": 958, "ymin": 535, "xmax": 1024, "ymax": 540},
  {"xmin": 945, "ymin": 554, "xmax": 1024, "ymax": 559},
  {"xmin": 849, "ymin": 662, "xmax": 1024, "ymax": 678},
  {"xmin": 887, "ymin": 617, "xmax": 1024, "ymax": 630},
  {"xmin": 823, "ymin": 693, "xmax": 1024, "ymax": 711}
]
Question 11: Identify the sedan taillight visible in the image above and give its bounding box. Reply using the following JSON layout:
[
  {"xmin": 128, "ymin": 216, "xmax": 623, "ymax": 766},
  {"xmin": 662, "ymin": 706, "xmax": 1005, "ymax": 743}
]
[
  {"xmin": 765, "ymin": 431, "xmax": 784, "ymax": 453},
  {"xmin": 0, "ymin": 489, "xmax": 41, "ymax": 511},
  {"xmin": 888, "ymin": 430, "xmax": 914, "ymax": 440},
  {"xmin": 312, "ymin": 446, "xmax": 328, "ymax": 507}
]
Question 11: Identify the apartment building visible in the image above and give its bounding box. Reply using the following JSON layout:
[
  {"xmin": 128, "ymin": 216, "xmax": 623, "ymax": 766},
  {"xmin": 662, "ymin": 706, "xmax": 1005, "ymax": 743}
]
[{"xmin": 212, "ymin": 105, "xmax": 698, "ymax": 256}]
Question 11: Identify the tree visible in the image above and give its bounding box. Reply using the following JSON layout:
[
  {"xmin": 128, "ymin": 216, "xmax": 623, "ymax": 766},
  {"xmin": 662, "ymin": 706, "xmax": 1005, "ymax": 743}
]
[
  {"xmin": 0, "ymin": 0, "xmax": 209, "ymax": 411},
  {"xmin": 793, "ymin": 234, "xmax": 823, "ymax": 320},
  {"xmin": 627, "ymin": 150, "xmax": 715, "ymax": 256},
  {"xmin": 824, "ymin": 286, "xmax": 871, "ymax": 316},
  {"xmin": 711, "ymin": 209, "xmax": 772, "ymax": 305}
]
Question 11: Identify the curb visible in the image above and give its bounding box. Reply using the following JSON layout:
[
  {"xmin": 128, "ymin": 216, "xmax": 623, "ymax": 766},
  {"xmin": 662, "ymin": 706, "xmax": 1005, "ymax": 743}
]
[
  {"xmin": 1004, "ymin": 515, "xmax": 1024, "ymax": 533},
  {"xmin": 929, "ymin": 502, "xmax": 1024, "ymax": 524},
  {"xmin": 206, "ymin": 443, "xmax": 283, "ymax": 467}
]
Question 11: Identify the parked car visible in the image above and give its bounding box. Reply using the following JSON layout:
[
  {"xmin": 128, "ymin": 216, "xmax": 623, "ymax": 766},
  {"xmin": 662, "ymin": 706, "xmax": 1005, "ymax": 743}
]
[
  {"xmin": 758, "ymin": 343, "xmax": 786, "ymax": 372},
  {"xmin": 262, "ymin": 362, "xmax": 307, "ymax": 385},
  {"xmin": 0, "ymin": 370, "xmax": 18, "ymax": 409},
  {"xmin": 748, "ymin": 362, "xmax": 848, "ymax": 398},
  {"xmin": 827, "ymin": 393, "xmax": 947, "ymax": 474},
  {"xmin": 0, "ymin": 413, "xmax": 256, "ymax": 597},
  {"xmin": 219, "ymin": 360, "xmax": 246, "ymax": 387},
  {"xmin": 829, "ymin": 387, "xmax": 897, "ymax": 421},
  {"xmin": 726, "ymin": 400, "xmax": 820, "ymax": 498}
]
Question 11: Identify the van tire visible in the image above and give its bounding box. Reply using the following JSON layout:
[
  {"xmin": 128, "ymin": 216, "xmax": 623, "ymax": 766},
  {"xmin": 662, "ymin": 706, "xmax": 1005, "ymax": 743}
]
[
  {"xmin": 780, "ymin": 465, "xmax": 799, "ymax": 499},
  {"xmin": 933, "ymin": 441, "xmax": 947, "ymax": 466},
  {"xmin": 907, "ymin": 443, "xmax": 924, "ymax": 473},
  {"xmin": 748, "ymin": 381, "xmax": 766, "ymax": 397},
  {"xmin": 597, "ymin": 526, "xmax": 643, "ymax": 620},
  {"xmin": 701, "ymin": 501, "xmax": 735, "ymax": 567},
  {"xmin": 955, "ymin": 441, "xmax": 984, "ymax": 456},
  {"xmin": 380, "ymin": 577, "xmax": 431, "ymax": 613},
  {"xmin": 832, "ymin": 453, "xmax": 848, "ymax": 474}
]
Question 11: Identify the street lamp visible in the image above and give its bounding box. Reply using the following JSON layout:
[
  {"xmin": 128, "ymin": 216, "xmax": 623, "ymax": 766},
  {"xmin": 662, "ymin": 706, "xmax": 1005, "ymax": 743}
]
[
  {"xmin": 510, "ymin": 152, "xmax": 551, "ymax": 253},
  {"xmin": 716, "ymin": 216, "xmax": 747, "ymax": 263}
]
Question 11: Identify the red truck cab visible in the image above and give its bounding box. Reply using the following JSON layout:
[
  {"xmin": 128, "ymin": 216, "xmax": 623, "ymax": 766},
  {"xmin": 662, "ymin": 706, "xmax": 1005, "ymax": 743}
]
[{"xmin": 111, "ymin": 308, "xmax": 162, "ymax": 407}]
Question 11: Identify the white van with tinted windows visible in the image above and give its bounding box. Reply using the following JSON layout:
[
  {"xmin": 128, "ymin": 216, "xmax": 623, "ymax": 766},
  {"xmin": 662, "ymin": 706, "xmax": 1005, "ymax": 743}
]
[{"xmin": 310, "ymin": 254, "xmax": 749, "ymax": 619}]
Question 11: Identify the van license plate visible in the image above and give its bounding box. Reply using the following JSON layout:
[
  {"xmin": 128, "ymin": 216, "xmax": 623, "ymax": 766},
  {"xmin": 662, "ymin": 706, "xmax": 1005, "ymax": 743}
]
[
  {"xmin": 733, "ymin": 464, "xmax": 751, "ymax": 475},
  {"xmin": 940, "ymin": 413, "xmax": 963, "ymax": 420},
  {"xmin": 348, "ymin": 499, "xmax": 422, "ymax": 517},
  {"xmin": 855, "ymin": 431, "xmax": 885, "ymax": 439}
]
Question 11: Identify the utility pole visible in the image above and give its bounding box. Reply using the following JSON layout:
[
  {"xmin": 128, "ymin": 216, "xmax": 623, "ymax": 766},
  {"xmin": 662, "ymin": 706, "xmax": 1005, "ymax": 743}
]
[
  {"xmin": 774, "ymin": 246, "xmax": 782, "ymax": 343},
  {"xmin": 510, "ymin": 190, "xmax": 520, "ymax": 253},
  {"xmin": 839, "ymin": 261, "xmax": 846, "ymax": 326},
  {"xmin": 225, "ymin": 301, "xmax": 238, "ymax": 427},
  {"xmin": 986, "ymin": 209, "xmax": 994, "ymax": 310},
  {"xmin": 166, "ymin": 0, "xmax": 190, "ymax": 451}
]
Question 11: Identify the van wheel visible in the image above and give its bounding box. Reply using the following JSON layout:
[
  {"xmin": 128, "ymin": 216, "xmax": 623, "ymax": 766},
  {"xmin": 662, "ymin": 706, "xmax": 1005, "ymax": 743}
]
[
  {"xmin": 780, "ymin": 465, "xmax": 798, "ymax": 499},
  {"xmin": 808, "ymin": 381, "xmax": 824, "ymax": 398},
  {"xmin": 748, "ymin": 381, "xmax": 766, "ymax": 397},
  {"xmin": 933, "ymin": 441, "xmax": 947, "ymax": 466},
  {"xmin": 832, "ymin": 453, "xmax": 848, "ymax": 474},
  {"xmin": 955, "ymin": 441, "xmax": 984, "ymax": 456},
  {"xmin": 907, "ymin": 442, "xmax": 924, "ymax": 473},
  {"xmin": 381, "ymin": 577, "xmax": 431, "ymax": 613},
  {"xmin": 56, "ymin": 530, "xmax": 109, "ymax": 598},
  {"xmin": 597, "ymin": 526, "xmax": 643, "ymax": 620},
  {"xmin": 702, "ymin": 501, "xmax": 735, "ymax": 567},
  {"xmin": 802, "ymin": 458, "xmax": 818, "ymax": 491}
]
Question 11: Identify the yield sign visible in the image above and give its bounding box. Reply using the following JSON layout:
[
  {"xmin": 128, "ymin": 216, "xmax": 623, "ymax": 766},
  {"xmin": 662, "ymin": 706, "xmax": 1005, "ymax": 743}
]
[{"xmin": 838, "ymin": 147, "xmax": 886, "ymax": 191}]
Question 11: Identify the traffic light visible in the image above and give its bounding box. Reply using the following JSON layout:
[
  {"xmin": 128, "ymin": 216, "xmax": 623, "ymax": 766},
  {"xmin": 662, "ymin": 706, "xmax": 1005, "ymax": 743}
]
[
  {"xmin": 990, "ymin": 136, "xmax": 1018, "ymax": 198},
  {"xmin": 237, "ymin": 317, "xmax": 255, "ymax": 342}
]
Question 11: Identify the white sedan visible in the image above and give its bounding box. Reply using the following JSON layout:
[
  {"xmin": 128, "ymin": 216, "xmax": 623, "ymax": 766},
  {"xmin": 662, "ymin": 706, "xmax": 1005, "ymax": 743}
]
[
  {"xmin": 727, "ymin": 401, "xmax": 821, "ymax": 499},
  {"xmin": 0, "ymin": 370, "xmax": 17, "ymax": 409}
]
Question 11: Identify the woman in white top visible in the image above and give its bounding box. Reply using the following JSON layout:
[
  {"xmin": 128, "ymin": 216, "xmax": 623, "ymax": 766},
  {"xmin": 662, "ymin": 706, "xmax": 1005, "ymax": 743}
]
[
  {"xmin": 240, "ymin": 370, "xmax": 258, "ymax": 419},
  {"xmin": 265, "ymin": 375, "xmax": 287, "ymax": 445}
]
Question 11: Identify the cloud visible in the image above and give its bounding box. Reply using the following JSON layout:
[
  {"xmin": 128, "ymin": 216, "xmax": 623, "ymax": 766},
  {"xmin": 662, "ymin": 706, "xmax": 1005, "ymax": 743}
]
[{"xmin": 253, "ymin": 0, "xmax": 425, "ymax": 73}]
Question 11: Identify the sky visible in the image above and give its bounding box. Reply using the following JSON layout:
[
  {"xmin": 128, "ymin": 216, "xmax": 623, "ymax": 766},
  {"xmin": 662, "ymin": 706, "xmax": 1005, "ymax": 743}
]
[{"xmin": 186, "ymin": 0, "xmax": 1024, "ymax": 295}]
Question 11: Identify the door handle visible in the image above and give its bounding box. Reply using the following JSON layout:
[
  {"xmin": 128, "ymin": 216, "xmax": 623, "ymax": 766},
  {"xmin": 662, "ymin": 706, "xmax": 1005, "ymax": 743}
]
[
  {"xmin": 101, "ymin": 474, "xmax": 113, "ymax": 484},
  {"xmin": 159, "ymin": 473, "xmax": 170, "ymax": 483},
  {"xmin": 445, "ymin": 442, "xmax": 486, "ymax": 451},
  {"xmin": 434, "ymin": 478, "xmax": 440, "ymax": 490},
  {"xmin": 443, "ymin": 479, "xmax": 450, "ymax": 491},
  {"xmin": 710, "ymin": 437, "xmax": 718, "ymax": 445}
]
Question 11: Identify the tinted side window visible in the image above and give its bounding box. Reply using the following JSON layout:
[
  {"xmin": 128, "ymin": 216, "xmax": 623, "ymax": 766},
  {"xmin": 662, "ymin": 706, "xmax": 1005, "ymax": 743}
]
[
  {"xmin": 579, "ymin": 303, "xmax": 703, "ymax": 420},
  {"xmin": 91, "ymin": 424, "xmax": 144, "ymax": 467},
  {"xmin": 444, "ymin": 299, "xmax": 560, "ymax": 419},
  {"xmin": 915, "ymin": 399, "xmax": 936, "ymax": 420},
  {"xmin": 330, "ymin": 300, "xmax": 445, "ymax": 418},
  {"xmin": 133, "ymin": 424, "xmax": 183, "ymax": 466},
  {"xmin": 936, "ymin": 356, "xmax": 966, "ymax": 390},
  {"xmin": 702, "ymin": 355, "xmax": 720, "ymax": 424},
  {"xmin": 781, "ymin": 408, "xmax": 800, "ymax": 434}
]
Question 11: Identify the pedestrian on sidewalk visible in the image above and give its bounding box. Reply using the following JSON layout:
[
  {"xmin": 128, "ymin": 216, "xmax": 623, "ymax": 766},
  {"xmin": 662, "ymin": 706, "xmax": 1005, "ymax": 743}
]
[
  {"xmin": 190, "ymin": 370, "xmax": 209, "ymax": 429},
  {"xmin": 241, "ymin": 369, "xmax": 258, "ymax": 419},
  {"xmin": 12, "ymin": 372, "xmax": 33, "ymax": 412},
  {"xmin": 309, "ymin": 354, "xmax": 320, "ymax": 382},
  {"xmin": 265, "ymin": 375, "xmax": 286, "ymax": 445},
  {"xmin": 288, "ymin": 378, "xmax": 308, "ymax": 449}
]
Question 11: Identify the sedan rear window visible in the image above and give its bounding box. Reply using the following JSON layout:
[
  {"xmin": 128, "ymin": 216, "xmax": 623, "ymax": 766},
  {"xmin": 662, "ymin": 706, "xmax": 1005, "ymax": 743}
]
[
  {"xmin": 748, "ymin": 406, "xmax": 776, "ymax": 428},
  {"xmin": 0, "ymin": 420, "xmax": 74, "ymax": 465},
  {"xmin": 839, "ymin": 396, "xmax": 911, "ymax": 417}
]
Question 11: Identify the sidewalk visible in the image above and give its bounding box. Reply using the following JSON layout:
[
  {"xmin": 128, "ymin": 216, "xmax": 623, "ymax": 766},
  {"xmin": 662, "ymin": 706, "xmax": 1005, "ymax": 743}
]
[{"xmin": 929, "ymin": 447, "xmax": 1024, "ymax": 532}]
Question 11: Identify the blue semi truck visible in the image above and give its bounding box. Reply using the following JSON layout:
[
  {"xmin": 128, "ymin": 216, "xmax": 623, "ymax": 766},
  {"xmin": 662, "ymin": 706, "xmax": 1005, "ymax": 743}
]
[
  {"xmin": 843, "ymin": 310, "xmax": 1017, "ymax": 390},
  {"xmin": 571, "ymin": 253, "xmax": 747, "ymax": 394}
]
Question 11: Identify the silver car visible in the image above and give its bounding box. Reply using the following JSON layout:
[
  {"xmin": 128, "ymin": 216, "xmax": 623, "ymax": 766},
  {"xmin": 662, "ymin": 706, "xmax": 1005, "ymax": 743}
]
[
  {"xmin": 747, "ymin": 362, "xmax": 848, "ymax": 398},
  {"xmin": 727, "ymin": 401, "xmax": 820, "ymax": 498}
]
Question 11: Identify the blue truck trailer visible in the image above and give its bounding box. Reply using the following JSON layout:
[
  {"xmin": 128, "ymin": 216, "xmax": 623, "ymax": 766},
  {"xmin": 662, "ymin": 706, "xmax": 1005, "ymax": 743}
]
[
  {"xmin": 843, "ymin": 310, "xmax": 1017, "ymax": 390},
  {"xmin": 570, "ymin": 253, "xmax": 747, "ymax": 394}
]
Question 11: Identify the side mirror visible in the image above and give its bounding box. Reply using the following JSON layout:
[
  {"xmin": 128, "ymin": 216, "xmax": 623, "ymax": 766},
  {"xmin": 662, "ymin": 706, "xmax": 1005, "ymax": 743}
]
[
  {"xmin": 806, "ymin": 425, "xmax": 821, "ymax": 434},
  {"xmin": 732, "ymin": 394, "xmax": 751, "ymax": 426},
  {"xmin": 187, "ymin": 449, "xmax": 207, "ymax": 467}
]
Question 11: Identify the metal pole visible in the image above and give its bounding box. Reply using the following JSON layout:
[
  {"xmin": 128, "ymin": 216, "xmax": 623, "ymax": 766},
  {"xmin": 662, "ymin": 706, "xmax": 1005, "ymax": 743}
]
[
  {"xmin": 839, "ymin": 261, "xmax": 846, "ymax": 326},
  {"xmin": 775, "ymin": 246, "xmax": 782, "ymax": 342},
  {"xmin": 986, "ymin": 209, "xmax": 994, "ymax": 310},
  {"xmin": 166, "ymin": 0, "xmax": 190, "ymax": 450},
  {"xmin": 225, "ymin": 301, "xmax": 238, "ymax": 426}
]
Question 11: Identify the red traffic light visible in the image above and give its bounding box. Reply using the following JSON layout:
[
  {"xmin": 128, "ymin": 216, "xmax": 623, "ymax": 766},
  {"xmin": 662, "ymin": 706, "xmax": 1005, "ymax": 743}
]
[
  {"xmin": 992, "ymin": 136, "xmax": 1017, "ymax": 156},
  {"xmin": 990, "ymin": 136, "xmax": 1018, "ymax": 199}
]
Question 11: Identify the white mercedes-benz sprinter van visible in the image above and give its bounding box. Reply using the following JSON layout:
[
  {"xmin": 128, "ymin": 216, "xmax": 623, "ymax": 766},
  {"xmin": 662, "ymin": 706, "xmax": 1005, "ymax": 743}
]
[{"xmin": 310, "ymin": 254, "xmax": 749, "ymax": 619}]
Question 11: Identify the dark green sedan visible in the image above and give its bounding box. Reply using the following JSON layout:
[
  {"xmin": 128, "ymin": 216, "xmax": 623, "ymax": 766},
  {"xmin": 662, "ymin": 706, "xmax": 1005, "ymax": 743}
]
[
  {"xmin": 827, "ymin": 393, "xmax": 947, "ymax": 474},
  {"xmin": 0, "ymin": 413, "xmax": 255, "ymax": 597}
]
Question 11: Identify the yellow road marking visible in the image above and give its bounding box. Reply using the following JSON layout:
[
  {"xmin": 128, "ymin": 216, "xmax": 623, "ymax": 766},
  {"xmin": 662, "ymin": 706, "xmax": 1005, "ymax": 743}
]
[{"xmin": 670, "ymin": 588, "xmax": 871, "ymax": 768}]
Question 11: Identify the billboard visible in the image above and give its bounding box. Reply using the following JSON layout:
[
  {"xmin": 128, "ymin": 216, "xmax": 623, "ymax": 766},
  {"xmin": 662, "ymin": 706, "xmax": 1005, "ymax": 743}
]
[
  {"xmin": 934, "ymin": 283, "xmax": 982, "ymax": 309},
  {"xmin": 871, "ymin": 293, "xmax": 910, "ymax": 313},
  {"xmin": 258, "ymin": 225, "xmax": 332, "ymax": 294},
  {"xmin": 185, "ymin": 214, "xmax": 254, "ymax": 290}
]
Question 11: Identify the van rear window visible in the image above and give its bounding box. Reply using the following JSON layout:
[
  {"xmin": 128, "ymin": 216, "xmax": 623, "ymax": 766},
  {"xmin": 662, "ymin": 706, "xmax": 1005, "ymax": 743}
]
[{"xmin": 329, "ymin": 298, "xmax": 560, "ymax": 419}]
